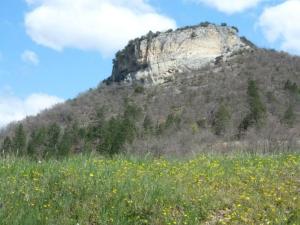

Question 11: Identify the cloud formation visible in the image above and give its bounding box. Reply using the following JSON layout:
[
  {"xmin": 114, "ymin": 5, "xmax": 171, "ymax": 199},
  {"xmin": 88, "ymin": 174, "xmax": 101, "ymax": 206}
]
[
  {"xmin": 187, "ymin": 0, "xmax": 264, "ymax": 14},
  {"xmin": 24, "ymin": 0, "xmax": 176, "ymax": 56},
  {"xmin": 0, "ymin": 90, "xmax": 64, "ymax": 128},
  {"xmin": 21, "ymin": 50, "xmax": 39, "ymax": 65},
  {"xmin": 259, "ymin": 0, "xmax": 300, "ymax": 54}
]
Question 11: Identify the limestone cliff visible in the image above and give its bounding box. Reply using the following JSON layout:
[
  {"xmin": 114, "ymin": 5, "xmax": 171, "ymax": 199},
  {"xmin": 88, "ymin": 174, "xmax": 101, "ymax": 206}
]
[{"xmin": 108, "ymin": 23, "xmax": 251, "ymax": 85}]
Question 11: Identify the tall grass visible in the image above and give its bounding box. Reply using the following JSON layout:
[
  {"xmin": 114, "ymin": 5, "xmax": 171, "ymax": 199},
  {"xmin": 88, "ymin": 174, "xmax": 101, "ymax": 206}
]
[{"xmin": 0, "ymin": 153, "xmax": 299, "ymax": 224}]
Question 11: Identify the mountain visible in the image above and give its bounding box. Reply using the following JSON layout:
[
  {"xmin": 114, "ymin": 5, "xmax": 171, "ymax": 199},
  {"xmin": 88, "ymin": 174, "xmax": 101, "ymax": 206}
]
[
  {"xmin": 1, "ymin": 22, "xmax": 300, "ymax": 158},
  {"xmin": 107, "ymin": 23, "xmax": 248, "ymax": 85}
]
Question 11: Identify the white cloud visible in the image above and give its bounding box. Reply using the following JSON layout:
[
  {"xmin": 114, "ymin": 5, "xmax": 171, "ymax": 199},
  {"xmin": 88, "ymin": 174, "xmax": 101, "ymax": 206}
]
[
  {"xmin": 21, "ymin": 50, "xmax": 39, "ymax": 65},
  {"xmin": 24, "ymin": 0, "xmax": 176, "ymax": 56},
  {"xmin": 259, "ymin": 0, "xmax": 300, "ymax": 54},
  {"xmin": 187, "ymin": 0, "xmax": 264, "ymax": 14},
  {"xmin": 0, "ymin": 90, "xmax": 64, "ymax": 128}
]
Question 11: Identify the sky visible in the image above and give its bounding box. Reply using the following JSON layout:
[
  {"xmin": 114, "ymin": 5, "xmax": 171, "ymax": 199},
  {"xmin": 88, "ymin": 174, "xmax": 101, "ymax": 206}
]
[{"xmin": 1, "ymin": 0, "xmax": 300, "ymax": 127}]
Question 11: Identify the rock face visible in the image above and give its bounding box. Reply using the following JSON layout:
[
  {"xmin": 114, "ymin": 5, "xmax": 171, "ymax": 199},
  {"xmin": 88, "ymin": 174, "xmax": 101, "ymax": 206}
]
[{"xmin": 108, "ymin": 23, "xmax": 250, "ymax": 85}]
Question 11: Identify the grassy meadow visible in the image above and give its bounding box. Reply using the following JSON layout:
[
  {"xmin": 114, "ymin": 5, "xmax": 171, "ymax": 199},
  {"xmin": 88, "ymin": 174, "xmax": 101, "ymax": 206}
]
[{"xmin": 0, "ymin": 153, "xmax": 299, "ymax": 225}]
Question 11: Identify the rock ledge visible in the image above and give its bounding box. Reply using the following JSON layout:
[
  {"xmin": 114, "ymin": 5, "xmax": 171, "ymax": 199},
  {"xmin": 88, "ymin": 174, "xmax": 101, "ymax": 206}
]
[{"xmin": 108, "ymin": 23, "xmax": 251, "ymax": 85}]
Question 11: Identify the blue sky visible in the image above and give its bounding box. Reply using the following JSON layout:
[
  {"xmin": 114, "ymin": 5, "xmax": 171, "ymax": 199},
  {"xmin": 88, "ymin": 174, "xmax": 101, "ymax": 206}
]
[{"xmin": 0, "ymin": 0, "xmax": 300, "ymax": 127}]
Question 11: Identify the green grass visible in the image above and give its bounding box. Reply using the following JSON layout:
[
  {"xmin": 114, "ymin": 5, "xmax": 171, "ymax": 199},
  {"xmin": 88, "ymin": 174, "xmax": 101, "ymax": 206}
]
[{"xmin": 0, "ymin": 153, "xmax": 299, "ymax": 225}]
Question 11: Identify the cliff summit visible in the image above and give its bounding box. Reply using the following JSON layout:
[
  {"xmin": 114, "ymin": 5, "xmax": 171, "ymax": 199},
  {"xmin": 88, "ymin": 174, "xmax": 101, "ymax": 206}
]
[{"xmin": 108, "ymin": 23, "xmax": 251, "ymax": 85}]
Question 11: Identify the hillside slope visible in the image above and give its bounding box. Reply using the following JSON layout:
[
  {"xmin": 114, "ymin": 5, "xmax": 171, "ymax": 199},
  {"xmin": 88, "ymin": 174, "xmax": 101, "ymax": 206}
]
[{"xmin": 1, "ymin": 23, "xmax": 300, "ymax": 157}]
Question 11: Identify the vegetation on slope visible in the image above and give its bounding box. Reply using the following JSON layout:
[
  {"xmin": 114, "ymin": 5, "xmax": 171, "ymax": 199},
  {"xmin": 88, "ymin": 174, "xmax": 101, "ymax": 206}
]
[
  {"xmin": 1, "ymin": 49, "xmax": 300, "ymax": 157},
  {"xmin": 0, "ymin": 154, "xmax": 299, "ymax": 225}
]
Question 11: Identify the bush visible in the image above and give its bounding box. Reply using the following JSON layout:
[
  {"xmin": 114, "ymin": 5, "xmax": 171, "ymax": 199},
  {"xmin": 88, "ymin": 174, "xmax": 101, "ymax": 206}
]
[
  {"xmin": 247, "ymin": 80, "xmax": 266, "ymax": 125},
  {"xmin": 143, "ymin": 115, "xmax": 153, "ymax": 135},
  {"xmin": 98, "ymin": 102, "xmax": 141, "ymax": 156},
  {"xmin": 199, "ymin": 21, "xmax": 210, "ymax": 27},
  {"xmin": 12, "ymin": 124, "xmax": 27, "ymax": 156},
  {"xmin": 1, "ymin": 137, "xmax": 12, "ymax": 155},
  {"xmin": 191, "ymin": 32, "xmax": 197, "ymax": 38},
  {"xmin": 165, "ymin": 113, "xmax": 181, "ymax": 130},
  {"xmin": 46, "ymin": 123, "xmax": 61, "ymax": 154},
  {"xmin": 231, "ymin": 26, "xmax": 239, "ymax": 33},
  {"xmin": 134, "ymin": 85, "xmax": 145, "ymax": 94},
  {"xmin": 239, "ymin": 80, "xmax": 266, "ymax": 133},
  {"xmin": 283, "ymin": 105, "xmax": 296, "ymax": 127},
  {"xmin": 27, "ymin": 127, "xmax": 47, "ymax": 158},
  {"xmin": 213, "ymin": 104, "xmax": 231, "ymax": 135},
  {"xmin": 284, "ymin": 80, "xmax": 298, "ymax": 94}
]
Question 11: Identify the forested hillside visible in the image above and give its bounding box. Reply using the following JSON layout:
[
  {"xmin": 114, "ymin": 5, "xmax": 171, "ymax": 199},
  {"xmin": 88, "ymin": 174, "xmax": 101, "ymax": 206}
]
[{"xmin": 1, "ymin": 47, "xmax": 299, "ymax": 158}]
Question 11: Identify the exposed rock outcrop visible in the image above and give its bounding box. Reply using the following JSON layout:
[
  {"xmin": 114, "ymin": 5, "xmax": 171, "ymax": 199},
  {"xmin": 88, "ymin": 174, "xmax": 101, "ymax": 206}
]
[{"xmin": 108, "ymin": 23, "xmax": 251, "ymax": 85}]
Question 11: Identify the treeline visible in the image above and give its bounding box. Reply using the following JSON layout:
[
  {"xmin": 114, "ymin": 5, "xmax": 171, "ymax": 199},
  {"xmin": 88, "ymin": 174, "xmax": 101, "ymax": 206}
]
[
  {"xmin": 0, "ymin": 101, "xmax": 143, "ymax": 158},
  {"xmin": 0, "ymin": 99, "xmax": 184, "ymax": 159},
  {"xmin": 1, "ymin": 79, "xmax": 299, "ymax": 158}
]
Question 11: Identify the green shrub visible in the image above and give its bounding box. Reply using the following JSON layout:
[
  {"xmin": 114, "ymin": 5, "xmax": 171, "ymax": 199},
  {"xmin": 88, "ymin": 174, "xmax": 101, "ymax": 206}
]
[
  {"xmin": 98, "ymin": 102, "xmax": 141, "ymax": 156},
  {"xmin": 248, "ymin": 80, "xmax": 266, "ymax": 123},
  {"xmin": 284, "ymin": 79, "xmax": 298, "ymax": 94},
  {"xmin": 143, "ymin": 115, "xmax": 153, "ymax": 135},
  {"xmin": 213, "ymin": 104, "xmax": 231, "ymax": 135},
  {"xmin": 1, "ymin": 137, "xmax": 12, "ymax": 155},
  {"xmin": 231, "ymin": 26, "xmax": 239, "ymax": 33},
  {"xmin": 283, "ymin": 105, "xmax": 296, "ymax": 127},
  {"xmin": 239, "ymin": 80, "xmax": 266, "ymax": 133},
  {"xmin": 27, "ymin": 127, "xmax": 47, "ymax": 157},
  {"xmin": 12, "ymin": 124, "xmax": 27, "ymax": 156},
  {"xmin": 134, "ymin": 85, "xmax": 145, "ymax": 94}
]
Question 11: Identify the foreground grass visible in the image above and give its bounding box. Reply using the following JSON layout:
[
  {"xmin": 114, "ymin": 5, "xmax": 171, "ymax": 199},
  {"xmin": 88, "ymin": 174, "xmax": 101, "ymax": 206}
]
[{"xmin": 0, "ymin": 154, "xmax": 299, "ymax": 225}]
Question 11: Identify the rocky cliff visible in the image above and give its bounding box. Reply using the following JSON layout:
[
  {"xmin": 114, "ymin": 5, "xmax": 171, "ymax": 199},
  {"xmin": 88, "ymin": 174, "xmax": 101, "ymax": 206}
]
[{"xmin": 108, "ymin": 23, "xmax": 251, "ymax": 85}]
